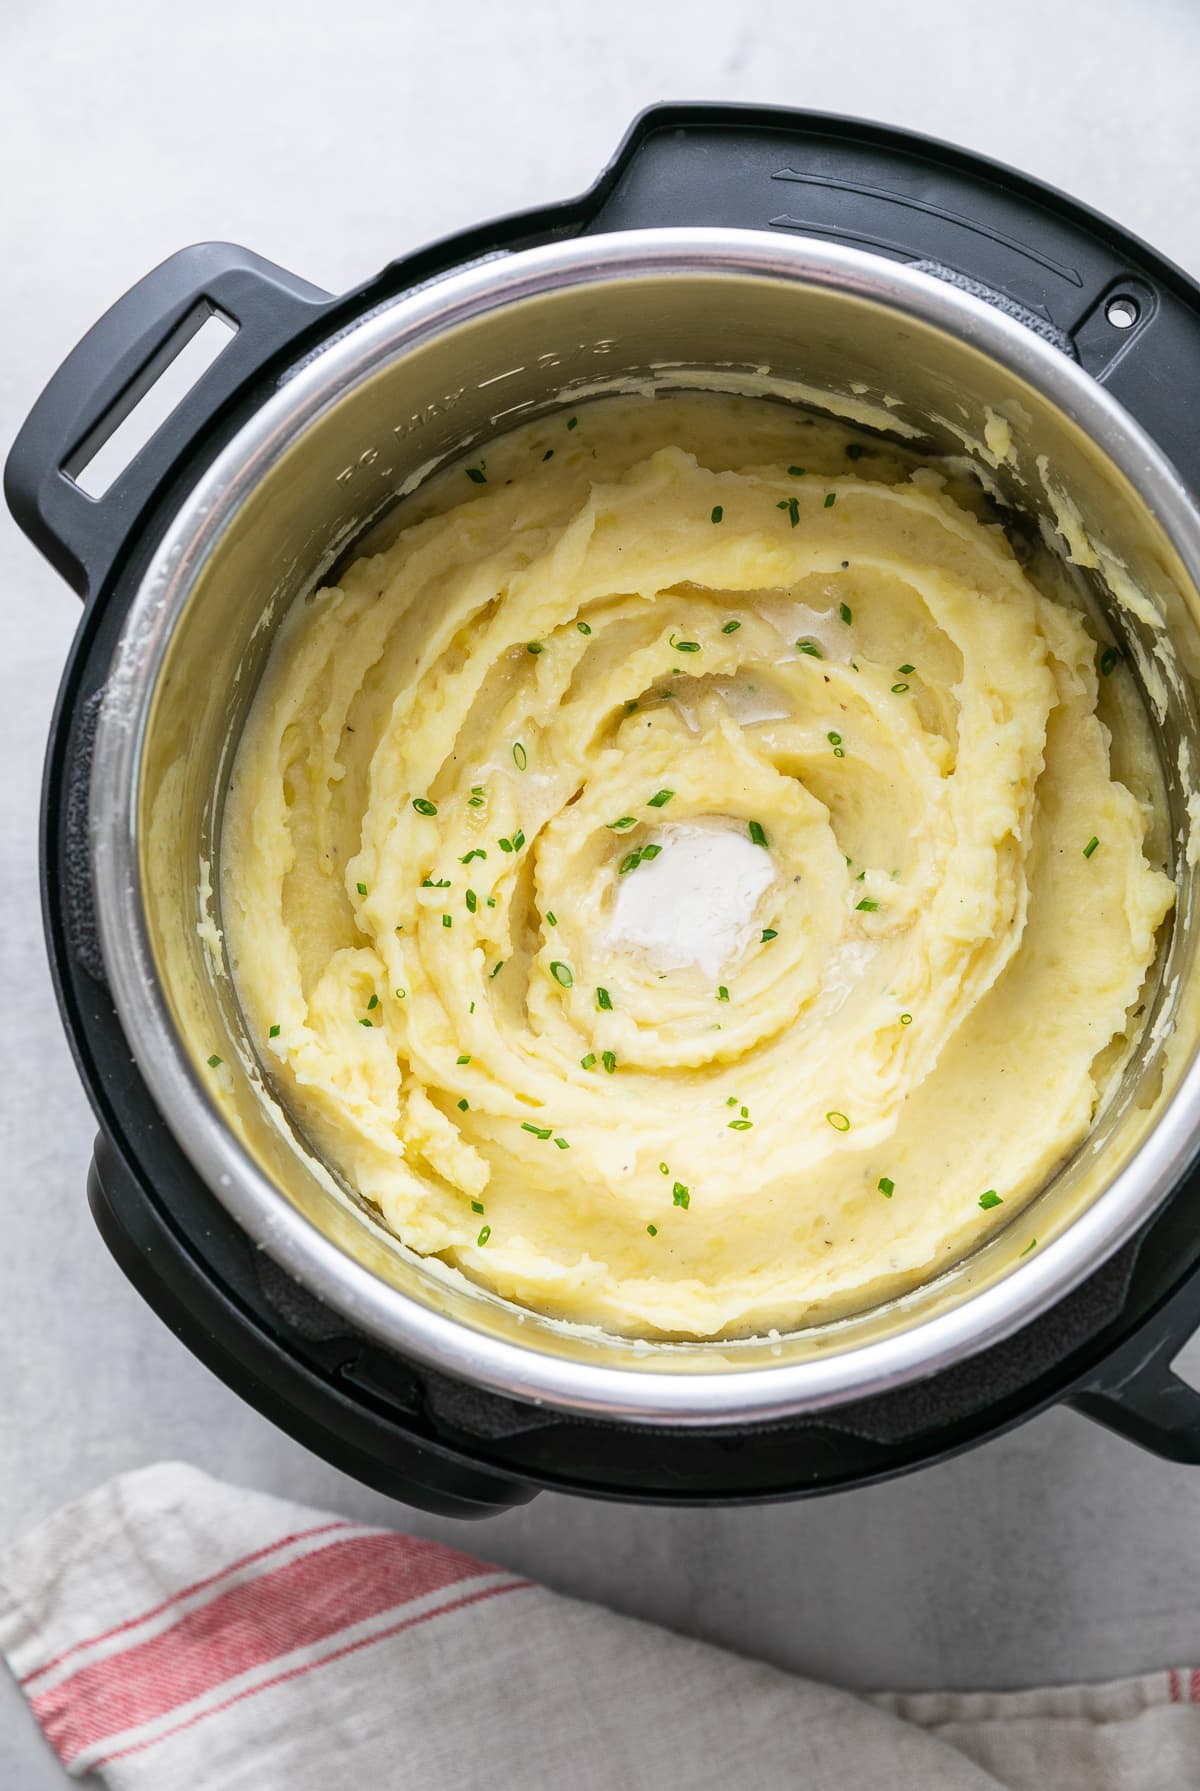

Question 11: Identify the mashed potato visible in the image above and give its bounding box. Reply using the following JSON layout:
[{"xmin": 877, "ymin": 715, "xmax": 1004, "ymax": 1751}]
[{"xmin": 221, "ymin": 394, "xmax": 1173, "ymax": 1339}]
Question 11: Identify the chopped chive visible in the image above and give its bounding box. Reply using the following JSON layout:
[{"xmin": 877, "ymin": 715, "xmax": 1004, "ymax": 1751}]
[
  {"xmin": 526, "ymin": 641, "xmax": 543, "ymax": 655},
  {"xmin": 607, "ymin": 816, "xmax": 637, "ymax": 830},
  {"xmin": 846, "ymin": 442, "xmax": 865, "ymax": 460},
  {"xmin": 898, "ymin": 664, "xmax": 915, "ymax": 675},
  {"xmin": 486, "ymin": 896, "xmax": 496, "ymax": 907},
  {"xmin": 891, "ymin": 682, "xmax": 910, "ymax": 694},
  {"xmin": 499, "ymin": 837, "xmax": 513, "ymax": 853},
  {"xmin": 787, "ymin": 464, "xmax": 805, "ymax": 477},
  {"xmin": 672, "ymin": 1182, "xmax": 690, "ymax": 1209},
  {"xmin": 711, "ymin": 504, "xmax": 724, "ymax": 524},
  {"xmin": 477, "ymin": 1225, "xmax": 491, "ymax": 1246},
  {"xmin": 824, "ymin": 492, "xmax": 837, "ymax": 508},
  {"xmin": 546, "ymin": 911, "xmax": 557, "ymax": 926},
  {"xmin": 878, "ymin": 1176, "xmax": 895, "ymax": 1197},
  {"xmin": 659, "ymin": 1162, "xmax": 670, "ymax": 1174},
  {"xmin": 740, "ymin": 1106, "xmax": 749, "ymax": 1118},
  {"xmin": 717, "ymin": 985, "xmax": 730, "ymax": 1002},
  {"xmin": 839, "ymin": 601, "xmax": 853, "ymax": 624},
  {"xmin": 602, "ymin": 1050, "xmax": 617, "ymax": 1074},
  {"xmin": 833, "ymin": 745, "xmax": 845, "ymax": 757},
  {"xmin": 269, "ymin": 1024, "xmax": 281, "ymax": 1038},
  {"xmin": 722, "ymin": 619, "xmax": 741, "ymax": 633},
  {"xmin": 421, "ymin": 878, "xmax": 451, "ymax": 889},
  {"xmin": 625, "ymin": 699, "xmax": 639, "ymax": 713},
  {"xmin": 206, "ymin": 1053, "xmax": 223, "ymax": 1068},
  {"xmin": 458, "ymin": 1098, "xmax": 469, "ymax": 1111},
  {"xmin": 490, "ymin": 960, "xmax": 504, "ymax": 977},
  {"xmin": 542, "ymin": 448, "xmax": 554, "ymax": 461},
  {"xmin": 748, "ymin": 820, "xmax": 768, "ymax": 848},
  {"xmin": 856, "ymin": 898, "xmax": 879, "ymax": 912},
  {"xmin": 554, "ymin": 1136, "xmax": 570, "ymax": 1149},
  {"xmin": 465, "ymin": 889, "xmax": 477, "ymax": 912},
  {"xmin": 827, "ymin": 730, "xmax": 842, "ymax": 745},
  {"xmin": 777, "ymin": 495, "xmax": 800, "ymax": 527},
  {"xmin": 979, "ymin": 1189, "xmax": 1003, "ymax": 1209},
  {"xmin": 460, "ymin": 848, "xmax": 487, "ymax": 864},
  {"xmin": 359, "ymin": 1018, "xmax": 373, "ymax": 1028},
  {"xmin": 596, "ymin": 987, "xmax": 613, "ymax": 1010},
  {"xmin": 566, "ymin": 416, "xmax": 578, "ymax": 430},
  {"xmin": 356, "ymin": 881, "xmax": 368, "ymax": 895},
  {"xmin": 472, "ymin": 1199, "xmax": 485, "ymax": 1213},
  {"xmin": 512, "ymin": 831, "xmax": 525, "ymax": 851},
  {"xmin": 581, "ymin": 1052, "xmax": 596, "ymax": 1070},
  {"xmin": 467, "ymin": 1000, "xmax": 473, "ymax": 1012},
  {"xmin": 726, "ymin": 1096, "xmax": 739, "ymax": 1107},
  {"xmin": 646, "ymin": 1223, "xmax": 658, "ymax": 1236},
  {"xmin": 797, "ymin": 640, "xmax": 823, "ymax": 658},
  {"xmin": 468, "ymin": 794, "xmax": 485, "ymax": 808},
  {"xmin": 367, "ymin": 994, "xmax": 379, "ymax": 1011},
  {"xmin": 1100, "ymin": 646, "xmax": 1119, "ymax": 676},
  {"xmin": 900, "ymin": 1012, "xmax": 913, "ymax": 1025},
  {"xmin": 465, "ymin": 466, "xmax": 486, "ymax": 484},
  {"xmin": 647, "ymin": 789, "xmax": 674, "ymax": 808},
  {"xmin": 396, "ymin": 988, "xmax": 407, "ymax": 1000},
  {"xmin": 826, "ymin": 1110, "xmax": 851, "ymax": 1132},
  {"xmin": 1020, "ymin": 1237, "xmax": 1038, "ymax": 1256},
  {"xmin": 669, "ymin": 632, "xmax": 701, "ymax": 652},
  {"xmin": 728, "ymin": 1118, "xmax": 753, "ymax": 1130},
  {"xmin": 442, "ymin": 914, "xmax": 452, "ymax": 928},
  {"xmin": 761, "ymin": 928, "xmax": 778, "ymax": 942},
  {"xmin": 641, "ymin": 844, "xmax": 662, "ymax": 861},
  {"xmin": 512, "ymin": 741, "xmax": 527, "ymax": 770},
  {"xmin": 550, "ymin": 960, "xmax": 574, "ymax": 988},
  {"xmin": 412, "ymin": 798, "xmax": 438, "ymax": 816},
  {"xmin": 1083, "ymin": 836, "xmax": 1100, "ymax": 858},
  {"xmin": 457, "ymin": 1053, "xmax": 471, "ymax": 1065},
  {"xmin": 577, "ymin": 620, "xmax": 592, "ymax": 635},
  {"xmin": 618, "ymin": 850, "xmax": 641, "ymax": 875},
  {"xmin": 522, "ymin": 1121, "xmax": 552, "ymax": 1139}
]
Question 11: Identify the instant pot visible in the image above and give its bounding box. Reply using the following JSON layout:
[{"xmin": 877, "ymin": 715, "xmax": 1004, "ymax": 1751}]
[{"xmin": 11, "ymin": 104, "xmax": 1200, "ymax": 1516}]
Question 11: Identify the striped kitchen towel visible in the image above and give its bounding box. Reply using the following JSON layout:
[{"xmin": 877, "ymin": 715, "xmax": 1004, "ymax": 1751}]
[{"xmin": 1, "ymin": 1462, "xmax": 1197, "ymax": 1789}]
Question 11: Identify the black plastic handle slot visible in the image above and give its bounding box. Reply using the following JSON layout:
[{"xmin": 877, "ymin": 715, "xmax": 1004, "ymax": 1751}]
[
  {"xmin": 1068, "ymin": 1266, "xmax": 1200, "ymax": 1463},
  {"xmin": 4, "ymin": 243, "xmax": 333, "ymax": 602}
]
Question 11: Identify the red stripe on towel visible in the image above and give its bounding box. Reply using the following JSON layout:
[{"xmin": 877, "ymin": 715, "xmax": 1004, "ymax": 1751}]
[
  {"xmin": 21, "ymin": 1521, "xmax": 357, "ymax": 1687},
  {"xmin": 34, "ymin": 1531, "xmax": 492, "ymax": 1764}
]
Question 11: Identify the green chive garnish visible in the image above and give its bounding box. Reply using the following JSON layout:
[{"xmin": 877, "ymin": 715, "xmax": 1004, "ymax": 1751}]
[
  {"xmin": 647, "ymin": 789, "xmax": 674, "ymax": 808},
  {"xmin": 396, "ymin": 988, "xmax": 407, "ymax": 1000},
  {"xmin": 526, "ymin": 641, "xmax": 543, "ymax": 655},
  {"xmin": 979, "ymin": 1190, "xmax": 1003, "ymax": 1210},
  {"xmin": 602, "ymin": 1050, "xmax": 617, "ymax": 1074},
  {"xmin": 669, "ymin": 632, "xmax": 701, "ymax": 652},
  {"xmin": 581, "ymin": 1053, "xmax": 596, "ymax": 1070},
  {"xmin": 856, "ymin": 898, "xmax": 879, "ymax": 912},
  {"xmin": 356, "ymin": 881, "xmax": 368, "ymax": 895},
  {"xmin": 824, "ymin": 492, "xmax": 836, "ymax": 508},
  {"xmin": 490, "ymin": 960, "xmax": 504, "ymax": 977},
  {"xmin": 761, "ymin": 928, "xmax": 777, "ymax": 942},
  {"xmin": 421, "ymin": 877, "xmax": 450, "ymax": 889},
  {"xmin": 717, "ymin": 986, "xmax": 730, "ymax": 1002},
  {"xmin": 466, "ymin": 467, "xmax": 486, "ymax": 484},
  {"xmin": 458, "ymin": 1098, "xmax": 469, "ymax": 1111},
  {"xmin": 359, "ymin": 1018, "xmax": 373, "ymax": 1028},
  {"xmin": 900, "ymin": 1012, "xmax": 913, "ymax": 1025},
  {"xmin": 367, "ymin": 994, "xmax": 378, "ymax": 1010},
  {"xmin": 269, "ymin": 1024, "xmax": 281, "ymax": 1038},
  {"xmin": 546, "ymin": 911, "xmax": 557, "ymax": 926},
  {"xmin": 472, "ymin": 1199, "xmax": 485, "ymax": 1213},
  {"xmin": 659, "ymin": 1162, "xmax": 670, "ymax": 1174},
  {"xmin": 898, "ymin": 664, "xmax": 915, "ymax": 675},
  {"xmin": 460, "ymin": 849, "xmax": 487, "ymax": 864},
  {"xmin": 566, "ymin": 416, "xmax": 578, "ymax": 430},
  {"xmin": 728, "ymin": 1118, "xmax": 753, "ymax": 1130},
  {"xmin": 711, "ymin": 505, "xmax": 724, "ymax": 524},
  {"xmin": 672, "ymin": 1182, "xmax": 690, "ymax": 1208},
  {"xmin": 878, "ymin": 1176, "xmax": 895, "ymax": 1197},
  {"xmin": 608, "ymin": 816, "xmax": 637, "ymax": 830},
  {"xmin": 647, "ymin": 1224, "xmax": 658, "ymax": 1237},
  {"xmin": 522, "ymin": 1121, "xmax": 552, "ymax": 1139},
  {"xmin": 465, "ymin": 890, "xmax": 477, "ymax": 912},
  {"xmin": 1020, "ymin": 1238, "xmax": 1038, "ymax": 1256},
  {"xmin": 777, "ymin": 495, "xmax": 800, "ymax": 527},
  {"xmin": 722, "ymin": 619, "xmax": 741, "ymax": 633},
  {"xmin": 1100, "ymin": 646, "xmax": 1119, "ymax": 676},
  {"xmin": 797, "ymin": 640, "xmax": 822, "ymax": 658},
  {"xmin": 1083, "ymin": 836, "xmax": 1099, "ymax": 858},
  {"xmin": 788, "ymin": 465, "xmax": 805, "ymax": 477},
  {"xmin": 596, "ymin": 987, "xmax": 613, "ymax": 1010},
  {"xmin": 442, "ymin": 914, "xmax": 452, "ymax": 928},
  {"xmin": 412, "ymin": 798, "xmax": 438, "ymax": 817},
  {"xmin": 207, "ymin": 1053, "xmax": 222, "ymax": 1068},
  {"xmin": 550, "ymin": 961, "xmax": 573, "ymax": 988},
  {"xmin": 826, "ymin": 1111, "xmax": 851, "ymax": 1132},
  {"xmin": 542, "ymin": 448, "xmax": 554, "ymax": 461},
  {"xmin": 457, "ymin": 1053, "xmax": 471, "ymax": 1065},
  {"xmin": 748, "ymin": 820, "xmax": 768, "ymax": 848},
  {"xmin": 839, "ymin": 602, "xmax": 852, "ymax": 625},
  {"xmin": 846, "ymin": 443, "xmax": 865, "ymax": 460},
  {"xmin": 577, "ymin": 620, "xmax": 592, "ymax": 635},
  {"xmin": 891, "ymin": 682, "xmax": 910, "ymax": 694},
  {"xmin": 554, "ymin": 1136, "xmax": 570, "ymax": 1149},
  {"xmin": 499, "ymin": 837, "xmax": 513, "ymax": 853},
  {"xmin": 827, "ymin": 730, "xmax": 842, "ymax": 745},
  {"xmin": 477, "ymin": 1225, "xmax": 491, "ymax": 1246},
  {"xmin": 512, "ymin": 741, "xmax": 527, "ymax": 770}
]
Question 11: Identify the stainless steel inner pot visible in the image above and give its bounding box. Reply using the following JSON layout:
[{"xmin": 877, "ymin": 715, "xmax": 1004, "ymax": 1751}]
[{"xmin": 90, "ymin": 228, "xmax": 1200, "ymax": 1424}]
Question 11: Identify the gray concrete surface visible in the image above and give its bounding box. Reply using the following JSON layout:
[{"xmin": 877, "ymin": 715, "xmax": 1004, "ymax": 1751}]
[{"xmin": 4, "ymin": 1, "xmax": 1200, "ymax": 1782}]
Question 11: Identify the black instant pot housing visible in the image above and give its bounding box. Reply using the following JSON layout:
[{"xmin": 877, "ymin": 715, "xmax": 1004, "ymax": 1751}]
[{"xmin": 12, "ymin": 105, "xmax": 1200, "ymax": 1515}]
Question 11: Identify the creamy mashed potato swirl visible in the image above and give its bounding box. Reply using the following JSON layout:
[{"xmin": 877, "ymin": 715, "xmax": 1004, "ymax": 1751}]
[{"xmin": 222, "ymin": 395, "xmax": 1173, "ymax": 1339}]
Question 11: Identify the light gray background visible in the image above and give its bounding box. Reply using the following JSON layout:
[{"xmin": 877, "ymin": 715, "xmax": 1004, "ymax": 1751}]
[{"xmin": 4, "ymin": 1, "xmax": 1200, "ymax": 1782}]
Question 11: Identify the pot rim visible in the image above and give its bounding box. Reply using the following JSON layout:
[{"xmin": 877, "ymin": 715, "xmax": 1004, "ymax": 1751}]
[{"xmin": 91, "ymin": 226, "xmax": 1200, "ymax": 1424}]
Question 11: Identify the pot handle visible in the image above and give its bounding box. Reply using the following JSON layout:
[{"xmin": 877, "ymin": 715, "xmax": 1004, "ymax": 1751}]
[
  {"xmin": 1068, "ymin": 1266, "xmax": 1200, "ymax": 1463},
  {"xmin": 3, "ymin": 243, "xmax": 332, "ymax": 602}
]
